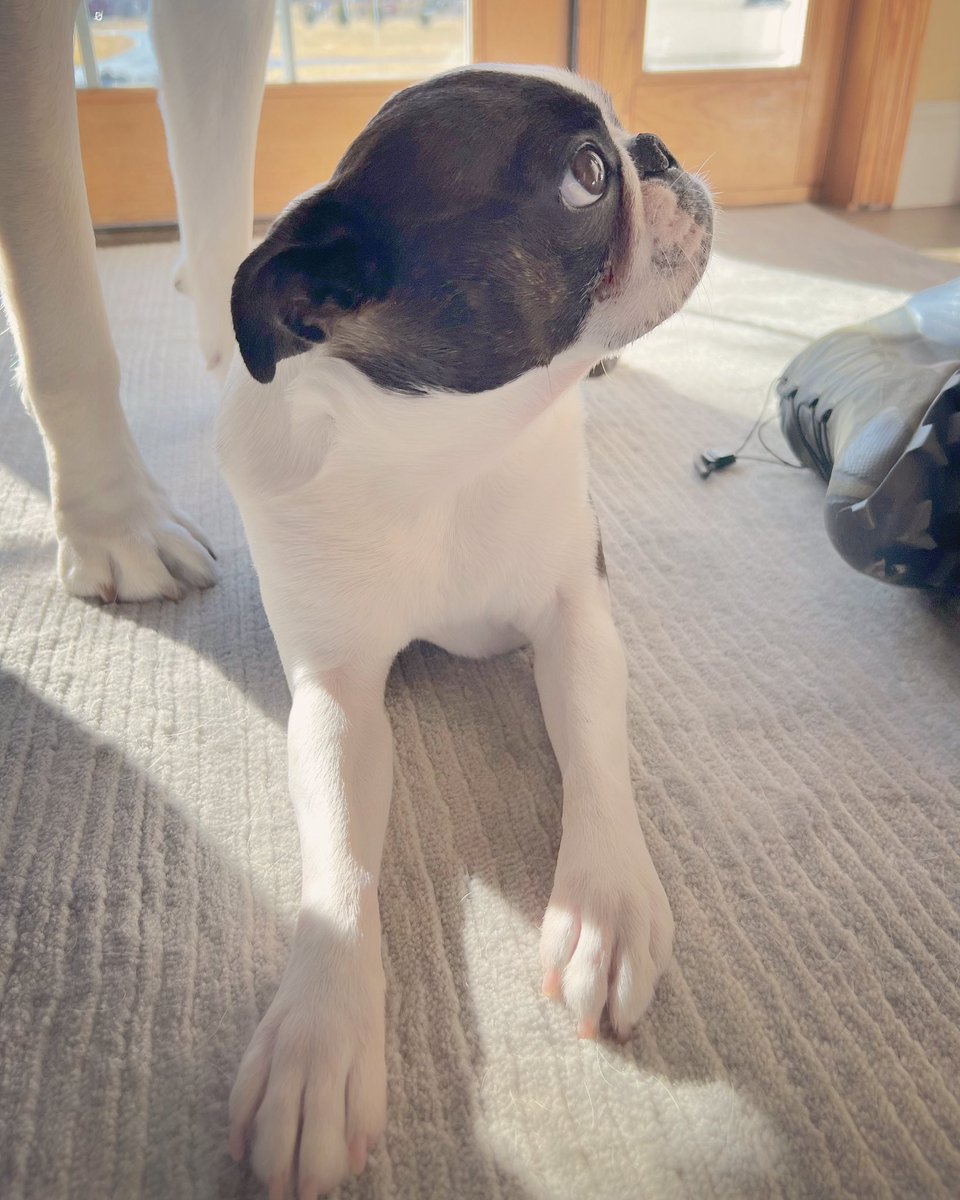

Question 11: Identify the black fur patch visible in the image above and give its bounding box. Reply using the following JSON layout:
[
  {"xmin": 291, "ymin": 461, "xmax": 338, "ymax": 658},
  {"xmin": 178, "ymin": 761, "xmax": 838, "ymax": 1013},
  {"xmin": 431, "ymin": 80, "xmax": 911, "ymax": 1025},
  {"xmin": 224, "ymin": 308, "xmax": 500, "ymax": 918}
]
[{"xmin": 232, "ymin": 70, "xmax": 625, "ymax": 392}]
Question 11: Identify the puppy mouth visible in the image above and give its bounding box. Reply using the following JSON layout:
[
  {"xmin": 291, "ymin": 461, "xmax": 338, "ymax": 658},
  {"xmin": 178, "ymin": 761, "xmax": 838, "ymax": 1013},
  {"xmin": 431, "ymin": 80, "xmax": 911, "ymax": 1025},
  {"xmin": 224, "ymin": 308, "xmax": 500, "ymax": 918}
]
[
  {"xmin": 671, "ymin": 173, "xmax": 714, "ymax": 231},
  {"xmin": 595, "ymin": 259, "xmax": 618, "ymax": 300},
  {"xmin": 594, "ymin": 164, "xmax": 712, "ymax": 305},
  {"xmin": 648, "ymin": 169, "xmax": 714, "ymax": 234}
]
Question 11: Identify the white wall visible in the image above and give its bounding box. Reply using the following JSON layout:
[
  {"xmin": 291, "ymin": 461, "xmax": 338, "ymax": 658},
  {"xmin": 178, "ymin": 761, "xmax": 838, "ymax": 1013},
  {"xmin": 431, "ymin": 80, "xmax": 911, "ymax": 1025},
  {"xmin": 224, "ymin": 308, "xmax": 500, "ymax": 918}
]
[
  {"xmin": 894, "ymin": 0, "xmax": 960, "ymax": 208},
  {"xmin": 894, "ymin": 101, "xmax": 960, "ymax": 209}
]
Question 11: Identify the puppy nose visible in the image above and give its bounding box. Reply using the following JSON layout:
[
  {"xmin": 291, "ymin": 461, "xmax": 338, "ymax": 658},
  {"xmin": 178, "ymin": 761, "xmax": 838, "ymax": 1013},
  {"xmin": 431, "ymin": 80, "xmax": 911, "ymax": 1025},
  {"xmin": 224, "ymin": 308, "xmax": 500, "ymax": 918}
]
[{"xmin": 629, "ymin": 134, "xmax": 678, "ymax": 178}]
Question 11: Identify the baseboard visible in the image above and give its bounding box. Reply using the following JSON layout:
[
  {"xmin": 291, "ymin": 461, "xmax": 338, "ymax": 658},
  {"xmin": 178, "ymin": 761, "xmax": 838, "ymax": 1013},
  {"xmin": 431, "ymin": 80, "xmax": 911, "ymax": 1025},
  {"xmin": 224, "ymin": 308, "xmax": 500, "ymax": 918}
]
[{"xmin": 894, "ymin": 100, "xmax": 960, "ymax": 208}]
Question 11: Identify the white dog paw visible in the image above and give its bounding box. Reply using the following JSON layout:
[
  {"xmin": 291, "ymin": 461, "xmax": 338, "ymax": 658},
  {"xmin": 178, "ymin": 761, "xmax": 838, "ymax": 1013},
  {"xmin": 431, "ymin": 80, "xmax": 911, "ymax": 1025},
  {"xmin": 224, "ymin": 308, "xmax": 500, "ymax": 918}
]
[
  {"xmin": 179, "ymin": 248, "xmax": 242, "ymax": 379},
  {"xmin": 57, "ymin": 471, "xmax": 216, "ymax": 603},
  {"xmin": 540, "ymin": 821, "xmax": 674, "ymax": 1041},
  {"xmin": 200, "ymin": 320, "xmax": 234, "ymax": 381},
  {"xmin": 230, "ymin": 920, "xmax": 387, "ymax": 1199}
]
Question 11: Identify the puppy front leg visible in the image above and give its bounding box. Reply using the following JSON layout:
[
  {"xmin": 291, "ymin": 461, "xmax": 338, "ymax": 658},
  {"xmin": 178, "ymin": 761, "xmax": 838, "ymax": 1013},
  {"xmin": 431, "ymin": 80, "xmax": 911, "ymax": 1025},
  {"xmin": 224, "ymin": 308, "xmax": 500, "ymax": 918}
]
[
  {"xmin": 151, "ymin": 0, "xmax": 274, "ymax": 378},
  {"xmin": 230, "ymin": 664, "xmax": 393, "ymax": 1199},
  {"xmin": 532, "ymin": 584, "xmax": 674, "ymax": 1040}
]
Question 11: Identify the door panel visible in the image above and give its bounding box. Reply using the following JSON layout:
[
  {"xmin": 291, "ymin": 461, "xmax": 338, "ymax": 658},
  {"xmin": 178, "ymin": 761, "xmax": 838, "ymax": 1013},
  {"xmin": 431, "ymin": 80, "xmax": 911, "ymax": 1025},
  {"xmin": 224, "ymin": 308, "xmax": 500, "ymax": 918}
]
[
  {"xmin": 627, "ymin": 74, "xmax": 809, "ymax": 192},
  {"xmin": 578, "ymin": 0, "xmax": 851, "ymax": 206}
]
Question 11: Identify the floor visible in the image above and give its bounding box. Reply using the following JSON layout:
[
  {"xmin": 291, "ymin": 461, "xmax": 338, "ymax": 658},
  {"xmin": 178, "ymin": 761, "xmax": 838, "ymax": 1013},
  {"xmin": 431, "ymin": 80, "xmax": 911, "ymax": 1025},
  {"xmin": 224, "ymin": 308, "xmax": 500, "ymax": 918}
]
[
  {"xmin": 3, "ymin": 205, "xmax": 960, "ymax": 1200},
  {"xmin": 838, "ymin": 204, "xmax": 960, "ymax": 266}
]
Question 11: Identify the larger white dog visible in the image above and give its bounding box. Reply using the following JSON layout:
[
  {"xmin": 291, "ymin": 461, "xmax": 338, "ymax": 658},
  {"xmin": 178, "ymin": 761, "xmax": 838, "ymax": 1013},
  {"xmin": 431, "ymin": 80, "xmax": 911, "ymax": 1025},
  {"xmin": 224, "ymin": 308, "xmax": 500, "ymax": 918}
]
[{"xmin": 0, "ymin": 9, "xmax": 712, "ymax": 1200}]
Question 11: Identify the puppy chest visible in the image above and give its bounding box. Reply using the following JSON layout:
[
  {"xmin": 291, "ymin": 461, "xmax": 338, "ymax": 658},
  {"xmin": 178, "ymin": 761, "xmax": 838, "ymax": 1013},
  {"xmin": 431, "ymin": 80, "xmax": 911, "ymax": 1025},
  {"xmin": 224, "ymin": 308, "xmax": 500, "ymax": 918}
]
[{"xmin": 253, "ymin": 472, "xmax": 580, "ymax": 637}]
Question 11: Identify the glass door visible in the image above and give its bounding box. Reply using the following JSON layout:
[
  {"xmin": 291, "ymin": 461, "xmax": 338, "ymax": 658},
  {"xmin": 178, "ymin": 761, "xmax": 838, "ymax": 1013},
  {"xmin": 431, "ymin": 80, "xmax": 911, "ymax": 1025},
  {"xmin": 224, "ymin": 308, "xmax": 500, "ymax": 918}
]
[
  {"xmin": 74, "ymin": 1, "xmax": 473, "ymax": 89},
  {"xmin": 76, "ymin": 0, "xmax": 568, "ymax": 225}
]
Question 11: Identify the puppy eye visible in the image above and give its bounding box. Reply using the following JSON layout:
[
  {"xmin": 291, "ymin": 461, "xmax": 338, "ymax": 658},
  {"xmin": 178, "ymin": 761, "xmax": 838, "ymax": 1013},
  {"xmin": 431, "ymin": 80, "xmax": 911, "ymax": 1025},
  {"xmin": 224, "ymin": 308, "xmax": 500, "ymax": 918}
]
[{"xmin": 560, "ymin": 145, "xmax": 606, "ymax": 208}]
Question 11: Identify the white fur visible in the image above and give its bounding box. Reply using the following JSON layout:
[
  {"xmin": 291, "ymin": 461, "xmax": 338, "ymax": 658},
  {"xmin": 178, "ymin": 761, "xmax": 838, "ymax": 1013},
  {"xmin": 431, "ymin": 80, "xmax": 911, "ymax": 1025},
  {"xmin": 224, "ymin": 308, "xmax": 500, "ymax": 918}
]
[{"xmin": 219, "ymin": 78, "xmax": 709, "ymax": 1196}]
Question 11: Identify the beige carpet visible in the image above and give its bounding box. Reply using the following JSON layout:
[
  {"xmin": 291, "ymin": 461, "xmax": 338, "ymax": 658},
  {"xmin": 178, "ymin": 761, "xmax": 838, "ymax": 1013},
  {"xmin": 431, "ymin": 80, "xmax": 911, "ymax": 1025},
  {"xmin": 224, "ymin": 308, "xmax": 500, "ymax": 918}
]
[{"xmin": 1, "ymin": 205, "xmax": 959, "ymax": 1200}]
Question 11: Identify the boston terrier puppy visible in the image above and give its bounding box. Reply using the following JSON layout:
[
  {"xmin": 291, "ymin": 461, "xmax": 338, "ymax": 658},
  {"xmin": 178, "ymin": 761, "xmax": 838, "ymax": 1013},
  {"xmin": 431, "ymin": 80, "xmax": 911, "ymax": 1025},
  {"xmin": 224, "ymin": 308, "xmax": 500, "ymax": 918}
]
[{"xmin": 220, "ymin": 65, "xmax": 712, "ymax": 1198}]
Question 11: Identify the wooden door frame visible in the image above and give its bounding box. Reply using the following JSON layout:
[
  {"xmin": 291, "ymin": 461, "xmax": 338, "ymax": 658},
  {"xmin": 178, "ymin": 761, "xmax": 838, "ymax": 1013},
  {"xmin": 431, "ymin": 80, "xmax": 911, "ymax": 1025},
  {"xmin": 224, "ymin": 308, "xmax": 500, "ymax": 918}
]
[
  {"xmin": 819, "ymin": 0, "xmax": 932, "ymax": 209},
  {"xmin": 78, "ymin": 0, "xmax": 570, "ymax": 227},
  {"xmin": 575, "ymin": 0, "xmax": 931, "ymax": 210}
]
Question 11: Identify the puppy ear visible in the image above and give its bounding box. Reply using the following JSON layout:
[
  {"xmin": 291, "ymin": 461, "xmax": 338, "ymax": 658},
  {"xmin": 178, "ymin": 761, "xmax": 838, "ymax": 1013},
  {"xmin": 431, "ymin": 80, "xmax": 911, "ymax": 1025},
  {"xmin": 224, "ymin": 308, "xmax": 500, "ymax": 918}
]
[{"xmin": 231, "ymin": 192, "xmax": 391, "ymax": 384}]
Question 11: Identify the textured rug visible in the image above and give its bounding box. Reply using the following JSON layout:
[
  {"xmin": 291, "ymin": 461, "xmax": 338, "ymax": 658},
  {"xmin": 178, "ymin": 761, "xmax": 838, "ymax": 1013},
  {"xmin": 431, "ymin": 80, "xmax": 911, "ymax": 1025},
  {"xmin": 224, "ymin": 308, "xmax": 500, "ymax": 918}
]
[{"xmin": 1, "ymin": 205, "xmax": 959, "ymax": 1200}]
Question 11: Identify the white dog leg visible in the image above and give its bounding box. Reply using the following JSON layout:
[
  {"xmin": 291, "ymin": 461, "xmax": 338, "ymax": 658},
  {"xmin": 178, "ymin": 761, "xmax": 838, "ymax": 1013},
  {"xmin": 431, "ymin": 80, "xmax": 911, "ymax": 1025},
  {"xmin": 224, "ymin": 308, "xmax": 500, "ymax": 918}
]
[
  {"xmin": 229, "ymin": 661, "xmax": 394, "ymax": 1198},
  {"xmin": 0, "ymin": 0, "xmax": 216, "ymax": 601},
  {"xmin": 151, "ymin": 0, "xmax": 274, "ymax": 379},
  {"xmin": 531, "ymin": 581, "xmax": 675, "ymax": 1040}
]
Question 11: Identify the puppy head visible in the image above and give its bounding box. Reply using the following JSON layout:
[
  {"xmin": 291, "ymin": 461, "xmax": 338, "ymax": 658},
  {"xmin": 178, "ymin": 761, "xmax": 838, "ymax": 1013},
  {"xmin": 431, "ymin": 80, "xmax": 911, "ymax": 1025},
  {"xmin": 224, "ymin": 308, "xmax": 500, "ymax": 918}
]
[{"xmin": 232, "ymin": 66, "xmax": 712, "ymax": 392}]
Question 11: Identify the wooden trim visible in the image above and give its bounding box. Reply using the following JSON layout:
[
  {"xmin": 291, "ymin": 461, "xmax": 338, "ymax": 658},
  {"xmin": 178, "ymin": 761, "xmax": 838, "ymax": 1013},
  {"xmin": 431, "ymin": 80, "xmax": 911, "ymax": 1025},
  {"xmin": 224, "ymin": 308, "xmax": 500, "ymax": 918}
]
[
  {"xmin": 794, "ymin": 0, "xmax": 852, "ymax": 187},
  {"xmin": 627, "ymin": 65, "xmax": 809, "ymax": 87},
  {"xmin": 472, "ymin": 0, "xmax": 569, "ymax": 65},
  {"xmin": 819, "ymin": 0, "xmax": 932, "ymax": 209},
  {"xmin": 575, "ymin": 0, "xmax": 643, "ymax": 121},
  {"xmin": 78, "ymin": 0, "xmax": 569, "ymax": 227}
]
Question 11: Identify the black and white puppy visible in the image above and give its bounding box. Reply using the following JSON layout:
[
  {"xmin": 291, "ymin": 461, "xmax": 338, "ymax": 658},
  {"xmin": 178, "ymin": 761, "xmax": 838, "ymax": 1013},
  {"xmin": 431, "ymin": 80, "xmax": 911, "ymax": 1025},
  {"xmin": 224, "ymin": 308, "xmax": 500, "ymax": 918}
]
[{"xmin": 220, "ymin": 65, "xmax": 712, "ymax": 1199}]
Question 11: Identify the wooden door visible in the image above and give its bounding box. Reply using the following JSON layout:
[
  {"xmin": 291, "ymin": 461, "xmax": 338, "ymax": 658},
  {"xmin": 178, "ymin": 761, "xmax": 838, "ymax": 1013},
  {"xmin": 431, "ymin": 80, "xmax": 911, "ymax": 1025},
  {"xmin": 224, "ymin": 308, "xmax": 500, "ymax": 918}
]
[{"xmin": 576, "ymin": 0, "xmax": 931, "ymax": 208}]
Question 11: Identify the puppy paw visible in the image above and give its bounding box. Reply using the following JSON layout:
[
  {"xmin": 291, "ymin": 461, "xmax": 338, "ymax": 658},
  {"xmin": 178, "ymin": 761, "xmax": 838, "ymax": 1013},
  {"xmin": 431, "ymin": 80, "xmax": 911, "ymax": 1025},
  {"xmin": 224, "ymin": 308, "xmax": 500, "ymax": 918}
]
[
  {"xmin": 57, "ymin": 468, "xmax": 216, "ymax": 602},
  {"xmin": 172, "ymin": 256, "xmax": 191, "ymax": 295},
  {"xmin": 540, "ymin": 819, "xmax": 674, "ymax": 1041},
  {"xmin": 230, "ymin": 917, "xmax": 387, "ymax": 1199}
]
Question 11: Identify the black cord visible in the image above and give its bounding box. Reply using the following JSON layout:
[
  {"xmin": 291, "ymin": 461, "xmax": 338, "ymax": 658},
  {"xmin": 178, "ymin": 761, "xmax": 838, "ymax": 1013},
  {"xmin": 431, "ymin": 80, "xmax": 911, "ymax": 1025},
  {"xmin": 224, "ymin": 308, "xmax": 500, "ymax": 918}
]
[
  {"xmin": 695, "ymin": 383, "xmax": 804, "ymax": 477},
  {"xmin": 756, "ymin": 415, "xmax": 805, "ymax": 468},
  {"xmin": 730, "ymin": 381, "xmax": 778, "ymax": 456}
]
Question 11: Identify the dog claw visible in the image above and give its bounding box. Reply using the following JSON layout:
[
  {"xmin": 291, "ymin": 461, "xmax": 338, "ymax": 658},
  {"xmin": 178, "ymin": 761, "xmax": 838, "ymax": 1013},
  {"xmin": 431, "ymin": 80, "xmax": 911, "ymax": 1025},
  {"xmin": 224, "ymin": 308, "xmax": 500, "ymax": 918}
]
[{"xmin": 348, "ymin": 1134, "xmax": 368, "ymax": 1175}]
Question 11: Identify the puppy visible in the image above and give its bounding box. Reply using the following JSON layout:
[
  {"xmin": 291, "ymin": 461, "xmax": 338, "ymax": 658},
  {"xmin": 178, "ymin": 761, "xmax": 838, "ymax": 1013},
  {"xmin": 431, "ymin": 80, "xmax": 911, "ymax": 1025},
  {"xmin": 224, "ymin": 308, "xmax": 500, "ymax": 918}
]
[{"xmin": 219, "ymin": 65, "xmax": 712, "ymax": 1198}]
